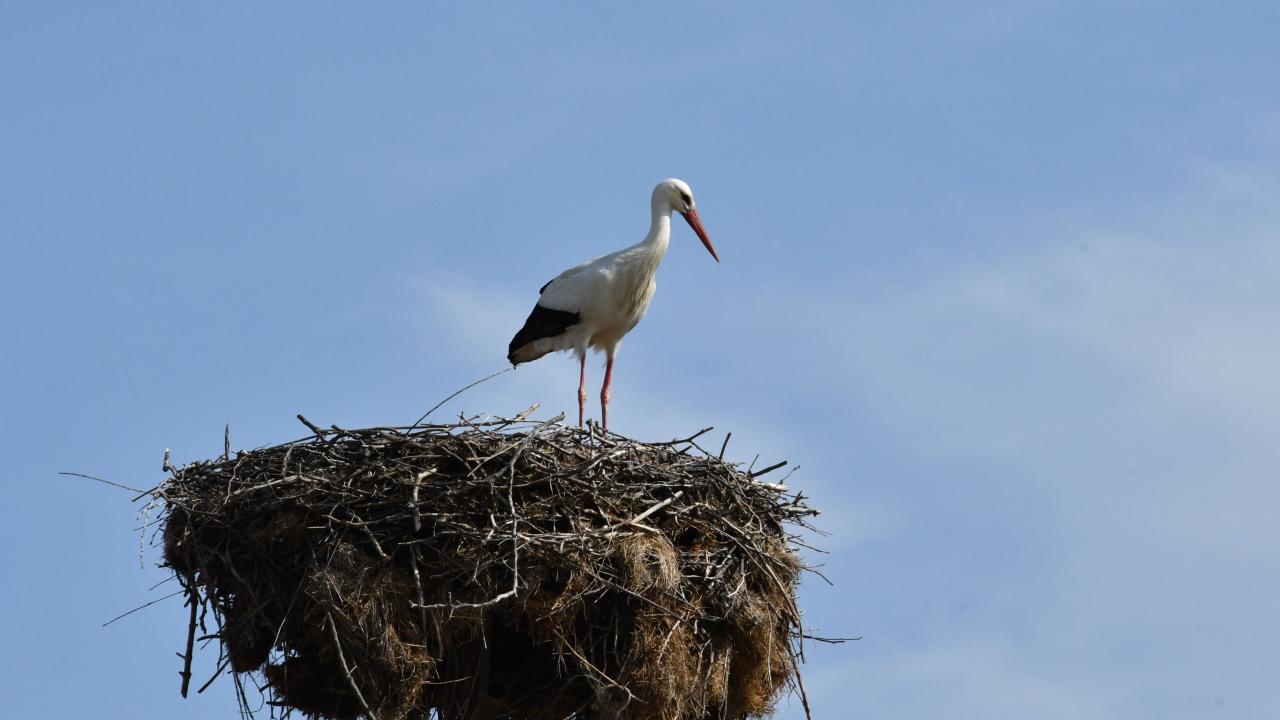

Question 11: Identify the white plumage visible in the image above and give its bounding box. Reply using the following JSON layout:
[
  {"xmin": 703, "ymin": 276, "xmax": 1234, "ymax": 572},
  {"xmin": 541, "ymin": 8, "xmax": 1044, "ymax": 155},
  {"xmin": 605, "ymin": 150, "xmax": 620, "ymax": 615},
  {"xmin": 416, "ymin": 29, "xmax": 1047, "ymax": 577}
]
[{"xmin": 508, "ymin": 178, "xmax": 719, "ymax": 430}]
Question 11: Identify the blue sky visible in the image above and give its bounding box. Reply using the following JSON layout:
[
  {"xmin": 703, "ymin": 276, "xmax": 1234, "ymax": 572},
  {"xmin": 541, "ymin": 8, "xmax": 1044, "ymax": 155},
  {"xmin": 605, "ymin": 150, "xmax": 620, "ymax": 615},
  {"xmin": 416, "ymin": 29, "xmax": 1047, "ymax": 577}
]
[{"xmin": 3, "ymin": 2, "xmax": 1279, "ymax": 718}]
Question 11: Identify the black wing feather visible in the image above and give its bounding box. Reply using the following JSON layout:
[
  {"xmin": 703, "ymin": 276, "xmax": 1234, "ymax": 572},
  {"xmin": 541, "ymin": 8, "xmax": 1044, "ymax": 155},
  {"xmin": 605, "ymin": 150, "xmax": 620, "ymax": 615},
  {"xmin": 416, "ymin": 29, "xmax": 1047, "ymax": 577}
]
[{"xmin": 507, "ymin": 304, "xmax": 581, "ymax": 364}]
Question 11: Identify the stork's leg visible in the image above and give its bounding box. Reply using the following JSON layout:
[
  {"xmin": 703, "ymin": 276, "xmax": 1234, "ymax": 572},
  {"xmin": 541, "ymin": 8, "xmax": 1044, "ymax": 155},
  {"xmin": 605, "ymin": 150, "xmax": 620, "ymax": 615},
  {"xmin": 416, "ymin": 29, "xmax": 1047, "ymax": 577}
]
[
  {"xmin": 600, "ymin": 353, "xmax": 615, "ymax": 432},
  {"xmin": 577, "ymin": 353, "xmax": 587, "ymax": 429}
]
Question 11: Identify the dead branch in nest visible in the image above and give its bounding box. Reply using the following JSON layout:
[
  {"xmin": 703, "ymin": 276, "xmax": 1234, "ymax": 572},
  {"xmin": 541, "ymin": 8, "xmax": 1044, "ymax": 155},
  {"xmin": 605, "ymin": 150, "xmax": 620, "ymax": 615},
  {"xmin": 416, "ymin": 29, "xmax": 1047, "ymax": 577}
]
[{"xmin": 153, "ymin": 412, "xmax": 820, "ymax": 720}]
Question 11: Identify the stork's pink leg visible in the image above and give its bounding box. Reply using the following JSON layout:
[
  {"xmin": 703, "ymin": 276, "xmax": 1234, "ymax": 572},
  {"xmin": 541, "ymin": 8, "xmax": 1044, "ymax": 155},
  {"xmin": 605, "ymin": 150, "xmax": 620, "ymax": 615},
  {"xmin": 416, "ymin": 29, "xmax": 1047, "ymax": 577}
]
[
  {"xmin": 577, "ymin": 354, "xmax": 587, "ymax": 429},
  {"xmin": 600, "ymin": 354, "xmax": 615, "ymax": 432}
]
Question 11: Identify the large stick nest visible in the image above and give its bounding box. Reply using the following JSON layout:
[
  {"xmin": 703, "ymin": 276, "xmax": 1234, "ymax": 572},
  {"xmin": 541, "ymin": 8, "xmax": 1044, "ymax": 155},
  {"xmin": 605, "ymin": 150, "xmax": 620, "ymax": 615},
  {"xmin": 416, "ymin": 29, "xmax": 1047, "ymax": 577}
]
[{"xmin": 157, "ymin": 413, "xmax": 819, "ymax": 720}]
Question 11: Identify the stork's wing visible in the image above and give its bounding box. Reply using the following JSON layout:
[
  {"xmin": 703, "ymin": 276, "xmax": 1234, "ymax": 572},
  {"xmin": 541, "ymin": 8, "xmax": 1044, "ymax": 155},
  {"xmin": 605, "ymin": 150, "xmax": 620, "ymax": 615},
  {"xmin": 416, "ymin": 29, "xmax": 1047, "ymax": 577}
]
[
  {"xmin": 508, "ymin": 256, "xmax": 604, "ymax": 365},
  {"xmin": 535, "ymin": 250, "xmax": 623, "ymax": 313},
  {"xmin": 538, "ymin": 256, "xmax": 597, "ymax": 295},
  {"xmin": 536, "ymin": 267, "xmax": 598, "ymax": 313}
]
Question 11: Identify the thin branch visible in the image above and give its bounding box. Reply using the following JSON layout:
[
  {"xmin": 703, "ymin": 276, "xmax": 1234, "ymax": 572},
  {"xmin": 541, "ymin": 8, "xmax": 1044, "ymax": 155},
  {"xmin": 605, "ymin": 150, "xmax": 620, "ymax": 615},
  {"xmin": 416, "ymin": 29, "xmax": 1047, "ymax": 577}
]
[
  {"xmin": 793, "ymin": 651, "xmax": 814, "ymax": 720},
  {"xmin": 650, "ymin": 427, "xmax": 714, "ymax": 446},
  {"xmin": 59, "ymin": 471, "xmax": 146, "ymax": 494},
  {"xmin": 407, "ymin": 367, "xmax": 513, "ymax": 433},
  {"xmin": 750, "ymin": 460, "xmax": 788, "ymax": 478},
  {"xmin": 602, "ymin": 491, "xmax": 685, "ymax": 534},
  {"xmin": 101, "ymin": 589, "xmax": 185, "ymax": 627},
  {"xmin": 803, "ymin": 633, "xmax": 859, "ymax": 643},
  {"xmin": 179, "ymin": 579, "xmax": 199, "ymax": 698},
  {"xmin": 296, "ymin": 414, "xmax": 325, "ymax": 437},
  {"xmin": 327, "ymin": 613, "xmax": 378, "ymax": 720},
  {"xmin": 197, "ymin": 655, "xmax": 232, "ymax": 694}
]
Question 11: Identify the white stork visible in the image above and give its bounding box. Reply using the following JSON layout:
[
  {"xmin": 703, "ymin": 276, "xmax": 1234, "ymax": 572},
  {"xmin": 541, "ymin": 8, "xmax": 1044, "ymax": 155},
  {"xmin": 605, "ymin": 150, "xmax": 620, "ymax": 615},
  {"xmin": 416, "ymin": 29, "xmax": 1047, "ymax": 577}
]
[{"xmin": 507, "ymin": 178, "xmax": 719, "ymax": 431}]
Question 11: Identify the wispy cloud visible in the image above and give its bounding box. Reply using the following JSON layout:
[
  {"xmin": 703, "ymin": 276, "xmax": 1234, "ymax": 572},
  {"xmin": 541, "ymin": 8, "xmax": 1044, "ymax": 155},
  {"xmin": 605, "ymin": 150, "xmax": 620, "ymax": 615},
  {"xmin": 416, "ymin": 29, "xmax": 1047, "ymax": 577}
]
[{"xmin": 803, "ymin": 171, "xmax": 1280, "ymax": 457}]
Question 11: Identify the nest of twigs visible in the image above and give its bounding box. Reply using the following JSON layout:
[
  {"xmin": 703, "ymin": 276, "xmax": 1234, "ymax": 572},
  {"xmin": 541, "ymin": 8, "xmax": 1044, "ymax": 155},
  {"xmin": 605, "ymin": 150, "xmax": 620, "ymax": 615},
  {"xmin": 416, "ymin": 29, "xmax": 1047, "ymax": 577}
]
[{"xmin": 156, "ymin": 413, "xmax": 818, "ymax": 720}]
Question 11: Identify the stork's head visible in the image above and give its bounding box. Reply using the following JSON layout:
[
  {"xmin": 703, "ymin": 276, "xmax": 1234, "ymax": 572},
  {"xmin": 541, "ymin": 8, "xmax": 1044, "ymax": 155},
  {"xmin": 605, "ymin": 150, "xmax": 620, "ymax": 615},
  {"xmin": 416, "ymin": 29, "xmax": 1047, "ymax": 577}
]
[{"xmin": 654, "ymin": 178, "xmax": 719, "ymax": 262}]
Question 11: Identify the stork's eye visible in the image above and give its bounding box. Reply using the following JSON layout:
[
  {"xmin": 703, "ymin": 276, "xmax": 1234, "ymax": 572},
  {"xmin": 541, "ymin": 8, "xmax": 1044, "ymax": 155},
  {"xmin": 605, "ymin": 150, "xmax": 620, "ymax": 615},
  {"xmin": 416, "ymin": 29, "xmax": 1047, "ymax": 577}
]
[{"xmin": 679, "ymin": 191, "xmax": 692, "ymax": 205}]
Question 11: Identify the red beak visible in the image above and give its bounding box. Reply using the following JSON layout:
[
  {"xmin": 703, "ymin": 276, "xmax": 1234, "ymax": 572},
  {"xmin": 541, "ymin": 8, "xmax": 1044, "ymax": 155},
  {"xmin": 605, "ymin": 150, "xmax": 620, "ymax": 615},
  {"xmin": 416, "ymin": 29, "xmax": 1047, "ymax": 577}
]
[{"xmin": 682, "ymin": 208, "xmax": 719, "ymax": 262}]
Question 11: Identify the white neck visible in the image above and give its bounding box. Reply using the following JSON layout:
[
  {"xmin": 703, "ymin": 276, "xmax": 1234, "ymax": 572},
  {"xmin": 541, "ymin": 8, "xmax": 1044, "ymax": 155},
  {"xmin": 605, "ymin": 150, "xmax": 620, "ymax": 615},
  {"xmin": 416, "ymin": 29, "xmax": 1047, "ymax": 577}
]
[{"xmin": 641, "ymin": 196, "xmax": 674, "ymax": 256}]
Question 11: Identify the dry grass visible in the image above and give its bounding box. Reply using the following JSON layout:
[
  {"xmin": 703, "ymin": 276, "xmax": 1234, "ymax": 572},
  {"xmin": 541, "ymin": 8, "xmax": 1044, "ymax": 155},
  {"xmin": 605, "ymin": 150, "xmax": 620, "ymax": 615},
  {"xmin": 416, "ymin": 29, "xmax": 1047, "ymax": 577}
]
[{"xmin": 156, "ymin": 413, "xmax": 818, "ymax": 720}]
